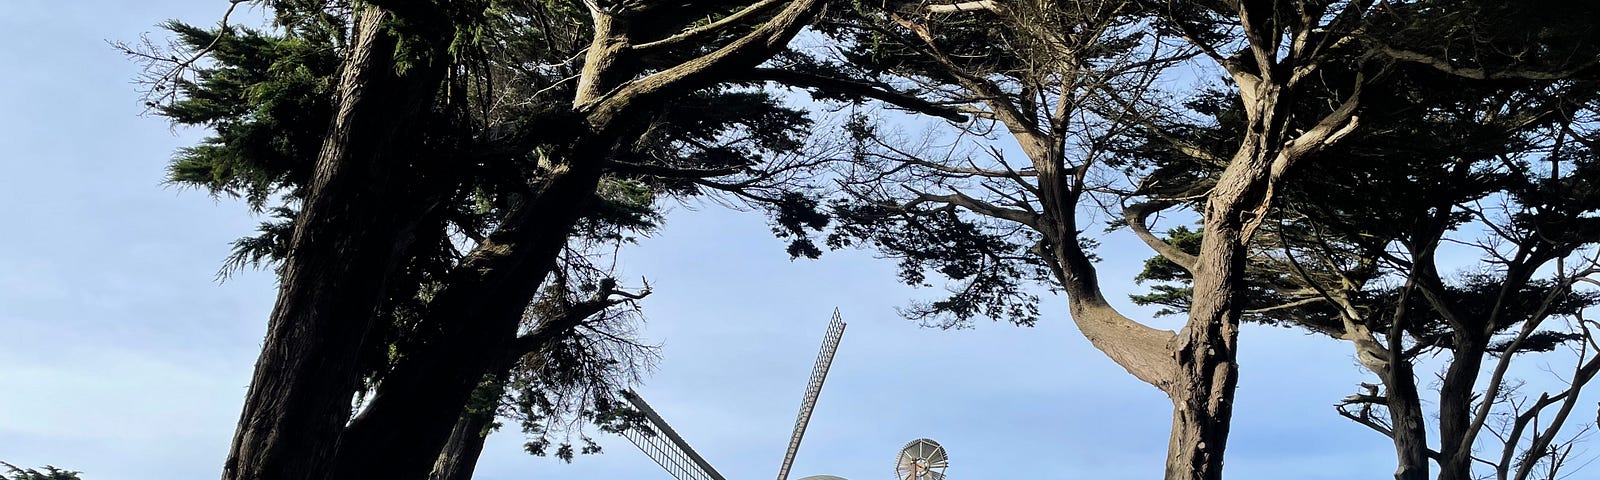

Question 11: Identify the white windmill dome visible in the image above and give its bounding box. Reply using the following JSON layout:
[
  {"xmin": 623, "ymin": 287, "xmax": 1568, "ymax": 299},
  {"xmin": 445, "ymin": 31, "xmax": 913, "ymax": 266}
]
[{"xmin": 798, "ymin": 476, "xmax": 850, "ymax": 480}]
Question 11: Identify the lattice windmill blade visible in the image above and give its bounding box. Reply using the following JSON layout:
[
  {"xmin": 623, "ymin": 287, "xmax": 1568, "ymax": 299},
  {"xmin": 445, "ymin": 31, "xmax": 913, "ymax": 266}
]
[
  {"xmin": 774, "ymin": 310, "xmax": 848, "ymax": 480},
  {"xmin": 621, "ymin": 390, "xmax": 728, "ymax": 480}
]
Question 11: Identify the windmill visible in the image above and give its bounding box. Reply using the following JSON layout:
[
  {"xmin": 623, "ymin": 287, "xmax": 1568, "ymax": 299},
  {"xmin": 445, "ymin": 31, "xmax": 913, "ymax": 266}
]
[
  {"xmin": 620, "ymin": 310, "xmax": 847, "ymax": 480},
  {"xmin": 892, "ymin": 439, "xmax": 949, "ymax": 480},
  {"xmin": 795, "ymin": 438, "xmax": 953, "ymax": 480}
]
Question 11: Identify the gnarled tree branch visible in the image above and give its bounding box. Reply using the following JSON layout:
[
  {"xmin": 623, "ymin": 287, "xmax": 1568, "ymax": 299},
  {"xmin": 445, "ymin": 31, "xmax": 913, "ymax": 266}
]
[
  {"xmin": 1123, "ymin": 200, "xmax": 1198, "ymax": 273},
  {"xmin": 747, "ymin": 67, "xmax": 969, "ymax": 122}
]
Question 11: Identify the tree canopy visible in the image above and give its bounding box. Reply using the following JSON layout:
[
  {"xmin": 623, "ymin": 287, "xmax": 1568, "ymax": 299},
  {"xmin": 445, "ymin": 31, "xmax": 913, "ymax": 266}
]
[
  {"xmin": 0, "ymin": 463, "xmax": 81, "ymax": 480},
  {"xmin": 119, "ymin": 2, "xmax": 1600, "ymax": 480}
]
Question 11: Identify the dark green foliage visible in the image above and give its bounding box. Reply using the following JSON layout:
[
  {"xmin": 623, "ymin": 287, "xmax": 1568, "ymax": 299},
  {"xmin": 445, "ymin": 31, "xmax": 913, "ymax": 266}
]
[
  {"xmin": 1130, "ymin": 227, "xmax": 1201, "ymax": 317},
  {"xmin": 0, "ymin": 463, "xmax": 80, "ymax": 480},
  {"xmin": 641, "ymin": 90, "xmax": 811, "ymax": 168},
  {"xmin": 1488, "ymin": 331, "xmax": 1587, "ymax": 356},
  {"xmin": 576, "ymin": 178, "xmax": 663, "ymax": 243},
  {"xmin": 1127, "ymin": 224, "xmax": 1350, "ymax": 332},
  {"xmin": 1124, "ymin": 26, "xmax": 1600, "ymax": 357},
  {"xmin": 498, "ymin": 269, "xmax": 655, "ymax": 463},
  {"xmin": 142, "ymin": 0, "xmax": 823, "ymax": 464},
  {"xmin": 771, "ymin": 192, "xmax": 829, "ymax": 259},
  {"xmin": 509, "ymin": 345, "xmax": 644, "ymax": 462},
  {"xmin": 813, "ymin": 1, "xmax": 1144, "ymax": 88},
  {"xmin": 158, "ymin": 21, "xmax": 339, "ymax": 210},
  {"xmin": 218, "ymin": 206, "xmax": 296, "ymax": 277},
  {"xmin": 828, "ymin": 202, "xmax": 1047, "ymax": 327},
  {"xmin": 1370, "ymin": 0, "xmax": 1600, "ymax": 77},
  {"xmin": 798, "ymin": 2, "xmax": 1157, "ymax": 329},
  {"xmin": 617, "ymin": 87, "xmax": 822, "ymax": 257}
]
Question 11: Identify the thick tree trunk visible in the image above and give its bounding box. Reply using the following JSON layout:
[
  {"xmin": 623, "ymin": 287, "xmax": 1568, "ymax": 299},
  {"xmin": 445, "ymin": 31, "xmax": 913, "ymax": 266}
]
[
  {"xmin": 221, "ymin": 8, "xmax": 445, "ymax": 480},
  {"xmin": 429, "ymin": 411, "xmax": 496, "ymax": 480},
  {"xmin": 428, "ymin": 377, "xmax": 506, "ymax": 480},
  {"xmin": 330, "ymin": 15, "xmax": 627, "ymax": 478},
  {"xmin": 424, "ymin": 292, "xmax": 612, "ymax": 480},
  {"xmin": 1042, "ymin": 198, "xmax": 1240, "ymax": 480},
  {"xmin": 1437, "ymin": 334, "xmax": 1488, "ymax": 480},
  {"xmin": 1028, "ymin": 123, "xmax": 1260, "ymax": 480},
  {"xmin": 1049, "ymin": 231, "xmax": 1240, "ymax": 480},
  {"xmin": 327, "ymin": 2, "xmax": 825, "ymax": 476},
  {"xmin": 1347, "ymin": 333, "xmax": 1431, "ymax": 480},
  {"xmin": 1162, "ymin": 212, "xmax": 1245, "ymax": 480},
  {"xmin": 1152, "ymin": 112, "xmax": 1294, "ymax": 480},
  {"xmin": 1164, "ymin": 325, "xmax": 1238, "ymax": 480},
  {"xmin": 1382, "ymin": 362, "xmax": 1430, "ymax": 480},
  {"xmin": 330, "ymin": 143, "xmax": 609, "ymax": 480}
]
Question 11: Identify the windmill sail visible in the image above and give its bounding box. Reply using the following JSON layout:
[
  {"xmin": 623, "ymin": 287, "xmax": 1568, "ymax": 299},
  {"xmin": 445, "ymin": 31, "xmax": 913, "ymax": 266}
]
[
  {"xmin": 621, "ymin": 391, "xmax": 729, "ymax": 480},
  {"xmin": 775, "ymin": 310, "xmax": 847, "ymax": 480}
]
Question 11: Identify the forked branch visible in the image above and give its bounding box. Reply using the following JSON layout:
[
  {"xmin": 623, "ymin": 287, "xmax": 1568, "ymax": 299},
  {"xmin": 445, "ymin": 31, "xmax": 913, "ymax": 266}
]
[
  {"xmin": 587, "ymin": 0, "xmax": 824, "ymax": 125},
  {"xmin": 115, "ymin": 0, "xmax": 251, "ymax": 107}
]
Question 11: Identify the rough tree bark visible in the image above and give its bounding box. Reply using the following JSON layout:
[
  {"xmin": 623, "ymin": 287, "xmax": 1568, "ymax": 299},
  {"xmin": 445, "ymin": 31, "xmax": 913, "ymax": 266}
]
[
  {"xmin": 1056, "ymin": 149, "xmax": 1287, "ymax": 480},
  {"xmin": 983, "ymin": 3, "xmax": 1361, "ymax": 477},
  {"xmin": 1037, "ymin": 150, "xmax": 1251, "ymax": 480},
  {"xmin": 330, "ymin": 139, "xmax": 612, "ymax": 479},
  {"xmin": 957, "ymin": 2, "xmax": 1364, "ymax": 477},
  {"xmin": 427, "ymin": 377, "xmax": 506, "ymax": 480},
  {"xmin": 221, "ymin": 7, "xmax": 448, "ymax": 480},
  {"xmin": 1434, "ymin": 262, "xmax": 1541, "ymax": 480},
  {"xmin": 1316, "ymin": 292, "xmax": 1431, "ymax": 480},
  {"xmin": 1435, "ymin": 334, "xmax": 1487, "ymax": 480},
  {"xmin": 328, "ymin": 2, "xmax": 825, "ymax": 478},
  {"xmin": 1384, "ymin": 363, "xmax": 1430, "ymax": 480},
  {"xmin": 426, "ymin": 294, "xmax": 626, "ymax": 480},
  {"xmin": 1141, "ymin": 4, "xmax": 1366, "ymax": 471}
]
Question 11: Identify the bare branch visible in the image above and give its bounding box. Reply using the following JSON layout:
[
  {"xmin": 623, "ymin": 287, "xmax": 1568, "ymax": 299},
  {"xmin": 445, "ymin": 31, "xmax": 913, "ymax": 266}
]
[
  {"xmin": 115, "ymin": 0, "xmax": 251, "ymax": 107},
  {"xmin": 1245, "ymin": 296, "xmax": 1325, "ymax": 315},
  {"xmin": 904, "ymin": 187, "xmax": 1041, "ymax": 228},
  {"xmin": 512, "ymin": 280, "xmax": 653, "ymax": 356},
  {"xmin": 1377, "ymin": 46, "xmax": 1599, "ymax": 81},
  {"xmin": 926, "ymin": 1, "xmax": 1002, "ymax": 14},
  {"xmin": 1338, "ymin": 403, "xmax": 1396, "ymax": 437},
  {"xmin": 632, "ymin": 0, "xmax": 786, "ymax": 50},
  {"xmin": 1123, "ymin": 200, "xmax": 1198, "ymax": 272},
  {"xmin": 607, "ymin": 160, "xmax": 744, "ymax": 179},
  {"xmin": 746, "ymin": 68, "xmax": 969, "ymax": 122},
  {"xmin": 587, "ymin": 0, "xmax": 825, "ymax": 125}
]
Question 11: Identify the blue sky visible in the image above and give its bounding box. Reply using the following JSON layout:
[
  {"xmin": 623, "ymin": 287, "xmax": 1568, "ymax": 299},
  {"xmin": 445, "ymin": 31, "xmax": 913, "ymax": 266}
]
[{"xmin": 0, "ymin": 1, "xmax": 1556, "ymax": 479}]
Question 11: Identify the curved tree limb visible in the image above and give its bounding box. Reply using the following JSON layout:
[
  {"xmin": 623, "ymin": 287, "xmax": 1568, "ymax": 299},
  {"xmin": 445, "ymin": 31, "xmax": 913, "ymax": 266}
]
[
  {"xmin": 587, "ymin": 0, "xmax": 825, "ymax": 125},
  {"xmin": 1123, "ymin": 200, "xmax": 1198, "ymax": 273},
  {"xmin": 904, "ymin": 187, "xmax": 1042, "ymax": 228}
]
